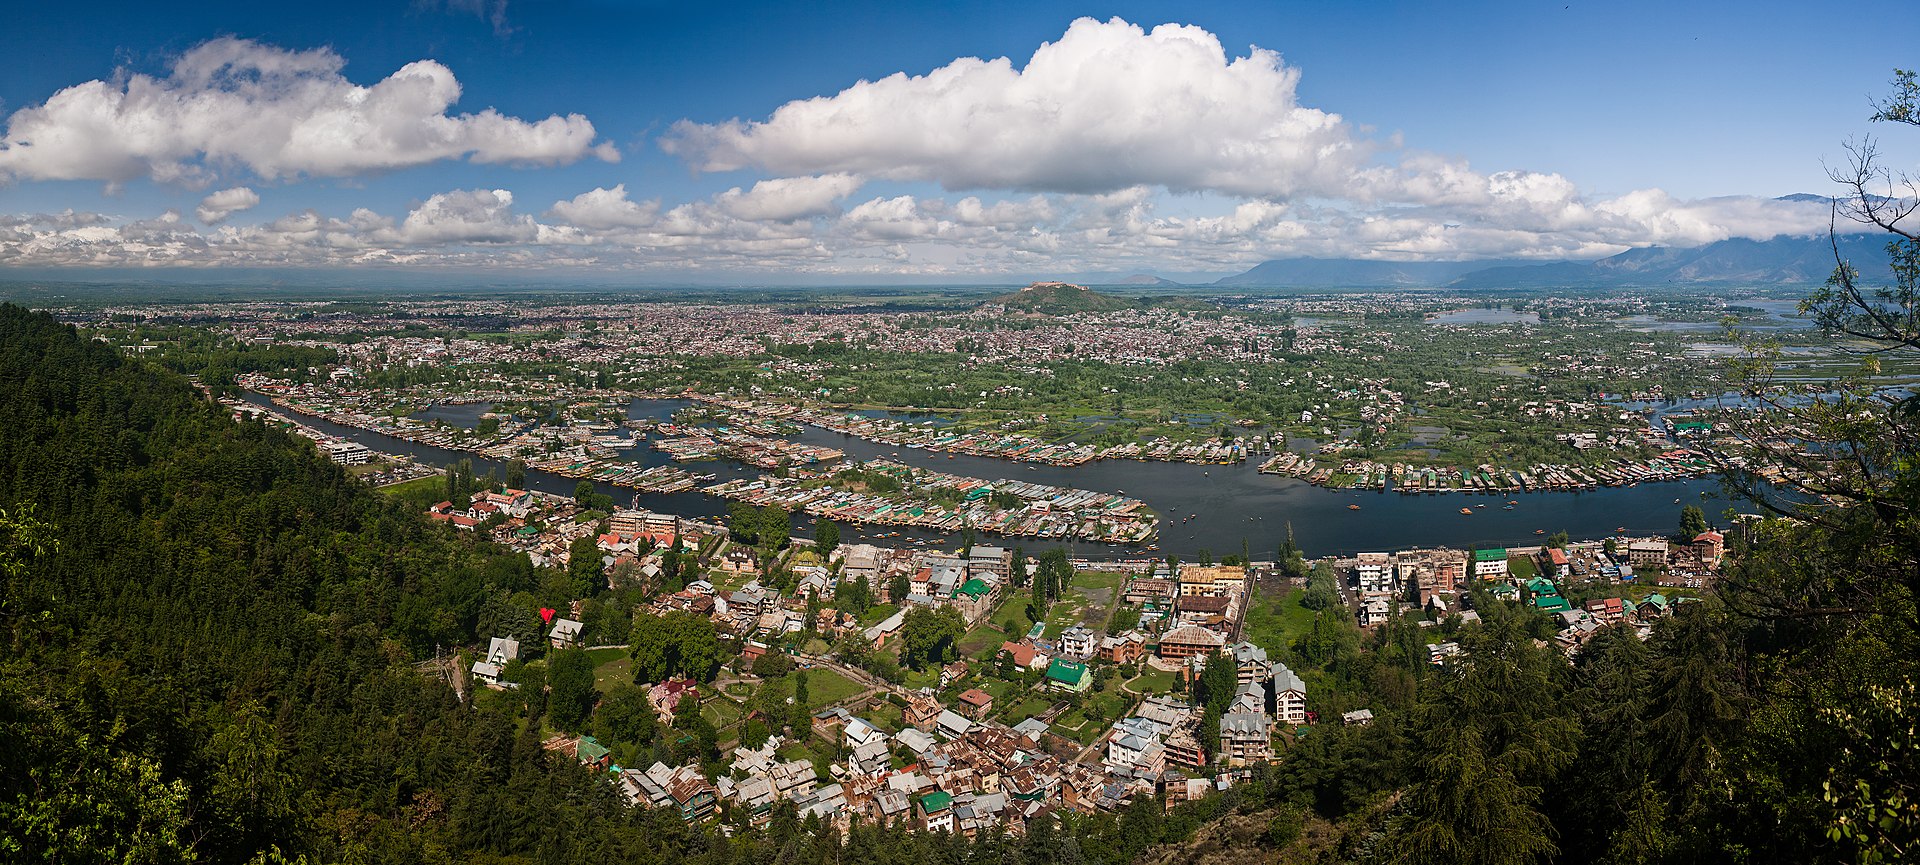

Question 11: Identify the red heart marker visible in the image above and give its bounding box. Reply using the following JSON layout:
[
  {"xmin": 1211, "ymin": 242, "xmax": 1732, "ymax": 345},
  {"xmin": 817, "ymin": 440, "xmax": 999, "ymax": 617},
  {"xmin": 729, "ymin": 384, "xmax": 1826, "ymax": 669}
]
[{"xmin": 540, "ymin": 607, "xmax": 556, "ymax": 624}]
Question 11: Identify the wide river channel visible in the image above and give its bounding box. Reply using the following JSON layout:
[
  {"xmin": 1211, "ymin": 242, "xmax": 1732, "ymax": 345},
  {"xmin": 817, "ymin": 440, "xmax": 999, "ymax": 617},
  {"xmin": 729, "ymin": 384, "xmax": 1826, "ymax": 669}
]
[{"xmin": 247, "ymin": 394, "xmax": 1747, "ymax": 559}]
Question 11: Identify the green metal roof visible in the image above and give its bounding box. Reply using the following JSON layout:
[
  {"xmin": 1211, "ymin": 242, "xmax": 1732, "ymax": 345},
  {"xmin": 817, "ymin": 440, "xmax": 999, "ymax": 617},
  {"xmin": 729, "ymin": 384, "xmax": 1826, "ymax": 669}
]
[
  {"xmin": 919, "ymin": 791, "xmax": 953, "ymax": 813},
  {"xmin": 958, "ymin": 578, "xmax": 990, "ymax": 598},
  {"xmin": 1474, "ymin": 548, "xmax": 1508, "ymax": 561},
  {"xmin": 1046, "ymin": 658, "xmax": 1088, "ymax": 684},
  {"xmin": 1533, "ymin": 595, "xmax": 1570, "ymax": 612},
  {"xmin": 576, "ymin": 736, "xmax": 610, "ymax": 762}
]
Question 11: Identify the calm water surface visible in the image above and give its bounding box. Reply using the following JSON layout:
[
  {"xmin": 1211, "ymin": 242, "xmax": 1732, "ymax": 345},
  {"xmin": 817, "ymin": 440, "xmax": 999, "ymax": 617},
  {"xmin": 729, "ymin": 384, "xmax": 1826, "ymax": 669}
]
[{"xmin": 251, "ymin": 393, "xmax": 1745, "ymax": 558}]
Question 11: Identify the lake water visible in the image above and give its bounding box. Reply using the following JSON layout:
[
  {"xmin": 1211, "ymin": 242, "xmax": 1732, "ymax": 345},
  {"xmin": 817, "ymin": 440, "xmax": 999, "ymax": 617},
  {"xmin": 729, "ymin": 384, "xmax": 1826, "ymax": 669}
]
[
  {"xmin": 1428, "ymin": 307, "xmax": 1541, "ymax": 326},
  {"xmin": 251, "ymin": 393, "xmax": 1749, "ymax": 559},
  {"xmin": 413, "ymin": 402, "xmax": 495, "ymax": 428}
]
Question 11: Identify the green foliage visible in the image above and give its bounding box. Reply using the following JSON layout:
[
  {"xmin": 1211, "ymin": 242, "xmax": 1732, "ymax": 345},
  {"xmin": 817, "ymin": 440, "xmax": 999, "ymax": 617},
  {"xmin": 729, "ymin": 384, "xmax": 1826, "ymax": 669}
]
[
  {"xmin": 728, "ymin": 501, "xmax": 791, "ymax": 552},
  {"xmin": 901, "ymin": 606, "xmax": 966, "ymax": 670},
  {"xmin": 1679, "ymin": 504, "xmax": 1708, "ymax": 539},
  {"xmin": 1196, "ymin": 650, "xmax": 1238, "ymax": 715},
  {"xmin": 629, "ymin": 610, "xmax": 723, "ymax": 683},
  {"xmin": 591, "ymin": 683, "xmax": 658, "ymax": 750},
  {"xmin": 547, "ymin": 648, "xmax": 598, "ymax": 732},
  {"xmin": 1301, "ymin": 560, "xmax": 1341, "ymax": 611},
  {"xmin": 814, "ymin": 517, "xmax": 840, "ymax": 557}
]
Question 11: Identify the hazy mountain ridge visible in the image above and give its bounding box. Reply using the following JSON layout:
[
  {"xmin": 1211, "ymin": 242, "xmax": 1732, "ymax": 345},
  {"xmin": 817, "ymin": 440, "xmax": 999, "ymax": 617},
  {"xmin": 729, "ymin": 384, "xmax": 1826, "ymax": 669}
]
[{"xmin": 1219, "ymin": 233, "xmax": 1898, "ymax": 289}]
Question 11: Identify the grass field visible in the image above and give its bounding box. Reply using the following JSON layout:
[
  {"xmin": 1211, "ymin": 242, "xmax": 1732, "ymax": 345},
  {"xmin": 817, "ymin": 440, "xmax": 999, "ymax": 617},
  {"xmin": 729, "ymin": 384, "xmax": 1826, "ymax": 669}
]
[
  {"xmin": 1241, "ymin": 586, "xmax": 1316, "ymax": 655},
  {"xmin": 1125, "ymin": 667, "xmax": 1177, "ymax": 694},
  {"xmin": 702, "ymin": 699, "xmax": 742, "ymax": 728},
  {"xmin": 377, "ymin": 475, "xmax": 442, "ymax": 498},
  {"xmin": 867, "ymin": 702, "xmax": 904, "ymax": 732},
  {"xmin": 588, "ymin": 647, "xmax": 631, "ymax": 692},
  {"xmin": 958, "ymin": 617, "xmax": 1012, "ymax": 660},
  {"xmin": 1507, "ymin": 556, "xmax": 1540, "ymax": 580},
  {"xmin": 798, "ymin": 667, "xmax": 866, "ymax": 710},
  {"xmin": 997, "ymin": 695, "xmax": 1054, "ymax": 725}
]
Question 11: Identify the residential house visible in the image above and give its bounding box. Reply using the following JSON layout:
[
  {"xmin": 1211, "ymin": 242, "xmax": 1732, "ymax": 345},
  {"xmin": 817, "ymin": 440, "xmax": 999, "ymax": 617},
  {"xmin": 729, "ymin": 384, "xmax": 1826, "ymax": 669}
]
[
  {"xmin": 649, "ymin": 679, "xmax": 698, "ymax": 722},
  {"xmin": 472, "ymin": 636, "xmax": 520, "ymax": 688},
  {"xmin": 864, "ymin": 608, "xmax": 907, "ymax": 648},
  {"xmin": 905, "ymin": 692, "xmax": 944, "ymax": 733},
  {"xmin": 1355, "ymin": 552, "xmax": 1392, "ymax": 595},
  {"xmin": 1046, "ymin": 659, "xmax": 1092, "ymax": 693},
  {"xmin": 919, "ymin": 790, "xmax": 956, "ymax": 833},
  {"xmin": 1156, "ymin": 624, "xmax": 1226, "ymax": 660},
  {"xmin": 999, "ymin": 640, "xmax": 1048, "ymax": 672},
  {"xmin": 1099, "ymin": 631, "xmax": 1146, "ymax": 664},
  {"xmin": 1228, "ymin": 641, "xmax": 1271, "ymax": 687},
  {"xmin": 548, "ymin": 617, "xmax": 584, "ymax": 649},
  {"xmin": 1584, "ymin": 597, "xmax": 1626, "ymax": 626},
  {"xmin": 1473, "ymin": 548, "xmax": 1509, "ymax": 580},
  {"xmin": 1543, "ymin": 547, "xmax": 1572, "ymax": 579},
  {"xmin": 1218, "ymin": 713, "xmax": 1271, "ymax": 766},
  {"xmin": 1270, "ymin": 663, "xmax": 1308, "ymax": 726},
  {"xmin": 937, "ymin": 709, "xmax": 974, "ymax": 739},
  {"xmin": 1059, "ymin": 626, "xmax": 1097, "ymax": 659},
  {"xmin": 957, "ymin": 688, "xmax": 994, "ymax": 720}
]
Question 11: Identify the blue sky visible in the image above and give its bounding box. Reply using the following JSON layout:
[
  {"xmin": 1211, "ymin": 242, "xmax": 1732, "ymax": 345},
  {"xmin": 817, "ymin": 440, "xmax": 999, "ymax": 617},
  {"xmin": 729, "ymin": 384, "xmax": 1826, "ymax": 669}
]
[{"xmin": 0, "ymin": 0, "xmax": 1914, "ymax": 279}]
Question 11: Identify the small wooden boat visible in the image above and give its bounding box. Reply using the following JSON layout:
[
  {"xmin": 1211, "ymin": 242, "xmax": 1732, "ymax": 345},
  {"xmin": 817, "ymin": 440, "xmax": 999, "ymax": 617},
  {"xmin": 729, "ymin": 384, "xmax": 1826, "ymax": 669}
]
[
  {"xmin": 1348, "ymin": 504, "xmax": 1361, "ymax": 511},
  {"xmin": 1459, "ymin": 508, "xmax": 1473, "ymax": 515}
]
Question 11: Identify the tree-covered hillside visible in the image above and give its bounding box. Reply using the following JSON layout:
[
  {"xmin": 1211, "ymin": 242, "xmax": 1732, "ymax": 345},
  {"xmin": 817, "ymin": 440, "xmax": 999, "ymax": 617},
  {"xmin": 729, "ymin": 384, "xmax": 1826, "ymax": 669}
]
[{"xmin": 0, "ymin": 305, "xmax": 1252, "ymax": 865}]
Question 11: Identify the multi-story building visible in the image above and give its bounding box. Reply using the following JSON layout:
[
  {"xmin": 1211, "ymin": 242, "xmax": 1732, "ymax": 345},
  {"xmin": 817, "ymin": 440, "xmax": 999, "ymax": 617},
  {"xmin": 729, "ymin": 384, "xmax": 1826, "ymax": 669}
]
[{"xmin": 1271, "ymin": 663, "xmax": 1308, "ymax": 726}]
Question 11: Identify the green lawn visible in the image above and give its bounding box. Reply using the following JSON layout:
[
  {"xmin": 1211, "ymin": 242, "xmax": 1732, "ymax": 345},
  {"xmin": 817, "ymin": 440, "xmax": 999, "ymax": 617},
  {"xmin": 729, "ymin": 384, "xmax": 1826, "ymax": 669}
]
[
  {"xmin": 858, "ymin": 603, "xmax": 898, "ymax": 626},
  {"xmin": 958, "ymin": 618, "xmax": 1011, "ymax": 660},
  {"xmin": 376, "ymin": 475, "xmax": 442, "ymax": 497},
  {"xmin": 866, "ymin": 703, "xmax": 904, "ymax": 732},
  {"xmin": 1507, "ymin": 556, "xmax": 1539, "ymax": 580},
  {"xmin": 1241, "ymin": 586, "xmax": 1316, "ymax": 655},
  {"xmin": 702, "ymin": 699, "xmax": 742, "ymax": 728},
  {"xmin": 997, "ymin": 695, "xmax": 1054, "ymax": 725},
  {"xmin": 588, "ymin": 647, "xmax": 631, "ymax": 692},
  {"xmin": 798, "ymin": 666, "xmax": 866, "ymax": 710},
  {"xmin": 1125, "ymin": 667, "xmax": 1177, "ymax": 695}
]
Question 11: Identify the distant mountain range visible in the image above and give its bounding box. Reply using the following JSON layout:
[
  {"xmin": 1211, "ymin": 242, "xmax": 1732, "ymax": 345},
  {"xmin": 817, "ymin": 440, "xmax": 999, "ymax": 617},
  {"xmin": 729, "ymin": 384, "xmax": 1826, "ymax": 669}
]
[
  {"xmin": 1216, "ymin": 233, "xmax": 1896, "ymax": 289},
  {"xmin": 1114, "ymin": 273, "xmax": 1184, "ymax": 286}
]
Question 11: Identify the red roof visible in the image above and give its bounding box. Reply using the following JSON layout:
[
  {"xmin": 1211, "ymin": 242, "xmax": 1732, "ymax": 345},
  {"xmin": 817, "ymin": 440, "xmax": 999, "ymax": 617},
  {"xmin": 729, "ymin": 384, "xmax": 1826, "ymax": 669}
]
[
  {"xmin": 959, "ymin": 688, "xmax": 993, "ymax": 707},
  {"xmin": 1000, "ymin": 641, "xmax": 1037, "ymax": 666}
]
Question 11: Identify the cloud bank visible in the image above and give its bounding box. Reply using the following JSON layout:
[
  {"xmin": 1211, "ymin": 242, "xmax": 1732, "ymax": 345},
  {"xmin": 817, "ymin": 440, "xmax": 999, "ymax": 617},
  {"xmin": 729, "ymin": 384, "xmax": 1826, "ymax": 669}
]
[
  {"xmin": 0, "ymin": 23, "xmax": 1856, "ymax": 274},
  {"xmin": 0, "ymin": 37, "xmax": 615, "ymax": 185}
]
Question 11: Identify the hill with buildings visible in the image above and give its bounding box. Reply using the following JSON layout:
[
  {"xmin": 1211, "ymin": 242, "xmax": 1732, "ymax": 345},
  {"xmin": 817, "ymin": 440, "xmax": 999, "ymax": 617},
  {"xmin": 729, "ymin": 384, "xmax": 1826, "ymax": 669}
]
[{"xmin": 989, "ymin": 281, "xmax": 1140, "ymax": 313}]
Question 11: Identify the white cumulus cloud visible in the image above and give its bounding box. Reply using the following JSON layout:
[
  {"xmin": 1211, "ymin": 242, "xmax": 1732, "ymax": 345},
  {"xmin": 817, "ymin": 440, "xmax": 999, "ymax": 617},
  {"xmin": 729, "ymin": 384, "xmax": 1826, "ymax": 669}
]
[
  {"xmin": 714, "ymin": 173, "xmax": 863, "ymax": 221},
  {"xmin": 400, "ymin": 189, "xmax": 537, "ymax": 244},
  {"xmin": 195, "ymin": 186, "xmax": 260, "ymax": 224},
  {"xmin": 662, "ymin": 17, "xmax": 1369, "ymax": 198},
  {"xmin": 0, "ymin": 37, "xmax": 616, "ymax": 185}
]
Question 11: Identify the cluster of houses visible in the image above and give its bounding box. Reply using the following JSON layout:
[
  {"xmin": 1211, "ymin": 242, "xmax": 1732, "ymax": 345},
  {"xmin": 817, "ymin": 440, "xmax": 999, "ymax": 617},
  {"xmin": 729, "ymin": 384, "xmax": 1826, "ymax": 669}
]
[{"xmin": 1338, "ymin": 534, "xmax": 1725, "ymax": 635}]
